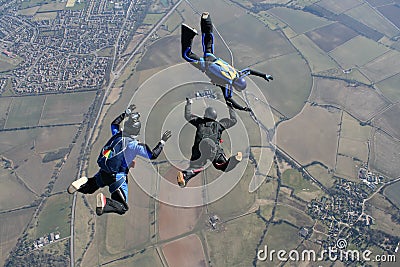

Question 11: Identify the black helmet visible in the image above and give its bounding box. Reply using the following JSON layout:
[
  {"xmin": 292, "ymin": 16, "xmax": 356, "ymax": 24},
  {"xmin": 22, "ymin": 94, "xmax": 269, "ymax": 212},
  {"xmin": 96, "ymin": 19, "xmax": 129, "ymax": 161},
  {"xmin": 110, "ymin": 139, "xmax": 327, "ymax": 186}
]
[
  {"xmin": 124, "ymin": 113, "xmax": 141, "ymax": 137},
  {"xmin": 204, "ymin": 107, "xmax": 217, "ymax": 120}
]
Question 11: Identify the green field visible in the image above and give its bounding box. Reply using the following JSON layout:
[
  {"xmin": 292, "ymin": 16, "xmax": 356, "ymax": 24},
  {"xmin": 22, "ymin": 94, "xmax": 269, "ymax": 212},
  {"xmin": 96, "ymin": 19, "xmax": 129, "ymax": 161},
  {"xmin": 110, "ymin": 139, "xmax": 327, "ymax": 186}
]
[
  {"xmin": 163, "ymin": 10, "xmax": 182, "ymax": 33},
  {"xmin": 329, "ymin": 36, "xmax": 389, "ymax": 69},
  {"xmin": 207, "ymin": 163, "xmax": 256, "ymax": 219},
  {"xmin": 306, "ymin": 164, "xmax": 335, "ymax": 189},
  {"xmin": 40, "ymin": 91, "xmax": 96, "ymax": 125},
  {"xmin": 291, "ymin": 34, "xmax": 338, "ymax": 73},
  {"xmin": 0, "ymin": 163, "xmax": 37, "ymax": 211},
  {"xmin": 281, "ymin": 169, "xmax": 322, "ymax": 201},
  {"xmin": 345, "ymin": 3, "xmax": 400, "ymax": 38},
  {"xmin": 205, "ymin": 213, "xmax": 266, "ymax": 266},
  {"xmin": 268, "ymin": 7, "xmax": 331, "ymax": 34},
  {"xmin": 35, "ymin": 193, "xmax": 72, "ymax": 238},
  {"xmin": 377, "ymin": 73, "xmax": 400, "ymax": 102},
  {"xmin": 274, "ymin": 205, "xmax": 314, "ymax": 227},
  {"xmin": 263, "ymin": 222, "xmax": 302, "ymax": 254},
  {"xmin": 252, "ymin": 53, "xmax": 312, "ymax": 118},
  {"xmin": 384, "ymin": 181, "xmax": 400, "ymax": 209},
  {"xmin": 0, "ymin": 54, "xmax": 23, "ymax": 72},
  {"xmin": 5, "ymin": 95, "xmax": 45, "ymax": 128},
  {"xmin": 362, "ymin": 50, "xmax": 400, "ymax": 83},
  {"xmin": 143, "ymin": 13, "xmax": 165, "ymax": 25},
  {"xmin": 335, "ymin": 155, "xmax": 359, "ymax": 182},
  {"xmin": 338, "ymin": 137, "xmax": 368, "ymax": 162},
  {"xmin": 0, "ymin": 208, "xmax": 36, "ymax": 267}
]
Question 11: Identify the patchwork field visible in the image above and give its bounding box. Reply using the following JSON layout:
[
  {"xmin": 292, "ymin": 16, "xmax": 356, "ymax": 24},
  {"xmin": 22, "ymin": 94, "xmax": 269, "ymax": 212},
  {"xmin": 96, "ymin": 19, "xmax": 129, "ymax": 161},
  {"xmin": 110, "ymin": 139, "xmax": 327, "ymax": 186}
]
[
  {"xmin": 205, "ymin": 213, "xmax": 266, "ymax": 266},
  {"xmin": 305, "ymin": 22, "xmax": 358, "ymax": 52},
  {"xmin": 335, "ymin": 155, "xmax": 359, "ymax": 182},
  {"xmin": 0, "ymin": 207, "xmax": 36, "ymax": 266},
  {"xmin": 35, "ymin": 193, "xmax": 72, "ymax": 238},
  {"xmin": 310, "ymin": 78, "xmax": 390, "ymax": 122},
  {"xmin": 0, "ymin": 97, "xmax": 12, "ymax": 129},
  {"xmin": 377, "ymin": 4, "xmax": 400, "ymax": 29},
  {"xmin": 291, "ymin": 34, "xmax": 338, "ymax": 73},
  {"xmin": 340, "ymin": 111, "xmax": 372, "ymax": 141},
  {"xmin": 268, "ymin": 7, "xmax": 331, "ymax": 34},
  {"xmin": 338, "ymin": 137, "xmax": 368, "ymax": 162},
  {"xmin": 251, "ymin": 52, "xmax": 312, "ymax": 118},
  {"xmin": 5, "ymin": 95, "xmax": 45, "ymax": 129},
  {"xmin": 328, "ymin": 35, "xmax": 389, "ymax": 69},
  {"xmin": 345, "ymin": 3, "xmax": 400, "ymax": 38},
  {"xmin": 362, "ymin": 50, "xmax": 400, "ymax": 83},
  {"xmin": 162, "ymin": 234, "xmax": 206, "ymax": 267},
  {"xmin": 372, "ymin": 103, "xmax": 400, "ymax": 140},
  {"xmin": 377, "ymin": 73, "xmax": 400, "ymax": 103},
  {"xmin": 281, "ymin": 169, "xmax": 324, "ymax": 202},
  {"xmin": 306, "ymin": 164, "xmax": 335, "ymax": 189},
  {"xmin": 0, "ymin": 162, "xmax": 37, "ymax": 211},
  {"xmin": 277, "ymin": 104, "xmax": 341, "ymax": 168},
  {"xmin": 39, "ymin": 91, "xmax": 96, "ymax": 125},
  {"xmin": 274, "ymin": 204, "xmax": 314, "ymax": 227},
  {"xmin": 217, "ymin": 11, "xmax": 296, "ymax": 68},
  {"xmin": 384, "ymin": 181, "xmax": 400, "ymax": 209},
  {"xmin": 369, "ymin": 130, "xmax": 400, "ymax": 179},
  {"xmin": 317, "ymin": 0, "xmax": 363, "ymax": 14}
]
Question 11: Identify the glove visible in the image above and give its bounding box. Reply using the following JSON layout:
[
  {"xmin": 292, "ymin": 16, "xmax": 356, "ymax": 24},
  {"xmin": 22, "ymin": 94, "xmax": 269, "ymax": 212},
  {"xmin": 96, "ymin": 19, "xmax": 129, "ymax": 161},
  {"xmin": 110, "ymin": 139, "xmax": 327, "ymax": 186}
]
[
  {"xmin": 186, "ymin": 97, "xmax": 193, "ymax": 104},
  {"xmin": 125, "ymin": 104, "xmax": 136, "ymax": 116},
  {"xmin": 161, "ymin": 130, "xmax": 172, "ymax": 142},
  {"xmin": 265, "ymin": 74, "xmax": 273, "ymax": 82},
  {"xmin": 243, "ymin": 107, "xmax": 252, "ymax": 112}
]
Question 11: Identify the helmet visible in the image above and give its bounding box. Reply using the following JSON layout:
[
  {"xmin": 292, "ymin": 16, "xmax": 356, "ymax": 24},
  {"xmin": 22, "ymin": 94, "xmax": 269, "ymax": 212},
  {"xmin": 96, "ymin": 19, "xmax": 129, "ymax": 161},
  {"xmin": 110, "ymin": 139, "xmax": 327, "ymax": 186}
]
[
  {"xmin": 123, "ymin": 113, "xmax": 141, "ymax": 137},
  {"xmin": 204, "ymin": 107, "xmax": 217, "ymax": 120},
  {"xmin": 233, "ymin": 77, "xmax": 247, "ymax": 91}
]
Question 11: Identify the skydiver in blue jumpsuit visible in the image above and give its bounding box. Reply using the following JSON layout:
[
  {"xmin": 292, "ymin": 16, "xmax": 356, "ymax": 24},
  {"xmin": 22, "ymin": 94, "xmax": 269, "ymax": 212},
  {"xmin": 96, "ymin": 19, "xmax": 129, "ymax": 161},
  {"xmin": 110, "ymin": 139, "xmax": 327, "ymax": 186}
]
[
  {"xmin": 67, "ymin": 105, "xmax": 172, "ymax": 216},
  {"xmin": 181, "ymin": 12, "xmax": 273, "ymax": 111}
]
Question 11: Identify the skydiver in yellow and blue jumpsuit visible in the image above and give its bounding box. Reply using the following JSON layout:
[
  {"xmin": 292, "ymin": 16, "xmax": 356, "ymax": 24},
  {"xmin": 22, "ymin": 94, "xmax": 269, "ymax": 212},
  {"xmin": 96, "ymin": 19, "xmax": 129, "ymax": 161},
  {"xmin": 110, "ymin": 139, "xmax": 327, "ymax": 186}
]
[{"xmin": 181, "ymin": 12, "xmax": 273, "ymax": 112}]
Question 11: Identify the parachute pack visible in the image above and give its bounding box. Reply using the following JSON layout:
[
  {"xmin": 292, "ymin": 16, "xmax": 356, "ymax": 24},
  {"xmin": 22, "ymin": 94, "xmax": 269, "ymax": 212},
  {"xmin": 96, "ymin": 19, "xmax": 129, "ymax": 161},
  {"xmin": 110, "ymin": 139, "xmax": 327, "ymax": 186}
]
[
  {"xmin": 97, "ymin": 132, "xmax": 131, "ymax": 174},
  {"xmin": 198, "ymin": 121, "xmax": 221, "ymax": 144}
]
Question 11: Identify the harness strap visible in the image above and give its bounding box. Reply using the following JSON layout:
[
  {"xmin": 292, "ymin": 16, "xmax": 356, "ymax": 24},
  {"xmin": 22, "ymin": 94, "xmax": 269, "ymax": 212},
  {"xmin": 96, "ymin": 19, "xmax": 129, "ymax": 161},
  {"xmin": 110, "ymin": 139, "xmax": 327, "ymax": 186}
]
[{"xmin": 109, "ymin": 173, "xmax": 126, "ymax": 194}]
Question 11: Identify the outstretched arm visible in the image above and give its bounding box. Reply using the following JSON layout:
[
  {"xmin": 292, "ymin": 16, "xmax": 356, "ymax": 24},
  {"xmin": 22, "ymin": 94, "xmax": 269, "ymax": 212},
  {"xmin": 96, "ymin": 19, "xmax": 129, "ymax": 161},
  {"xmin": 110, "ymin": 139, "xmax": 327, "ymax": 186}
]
[
  {"xmin": 185, "ymin": 98, "xmax": 201, "ymax": 123},
  {"xmin": 239, "ymin": 68, "xmax": 273, "ymax": 81},
  {"xmin": 136, "ymin": 130, "xmax": 172, "ymax": 160},
  {"xmin": 219, "ymin": 105, "xmax": 237, "ymax": 130},
  {"xmin": 111, "ymin": 104, "xmax": 136, "ymax": 135}
]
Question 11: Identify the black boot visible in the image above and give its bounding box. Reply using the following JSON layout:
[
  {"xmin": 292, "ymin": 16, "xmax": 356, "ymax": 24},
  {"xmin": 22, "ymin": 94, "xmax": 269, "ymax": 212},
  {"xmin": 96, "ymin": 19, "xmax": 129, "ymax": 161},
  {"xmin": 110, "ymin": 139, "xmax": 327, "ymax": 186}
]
[
  {"xmin": 96, "ymin": 193, "xmax": 127, "ymax": 215},
  {"xmin": 181, "ymin": 24, "xmax": 198, "ymax": 50},
  {"xmin": 201, "ymin": 12, "xmax": 213, "ymax": 34}
]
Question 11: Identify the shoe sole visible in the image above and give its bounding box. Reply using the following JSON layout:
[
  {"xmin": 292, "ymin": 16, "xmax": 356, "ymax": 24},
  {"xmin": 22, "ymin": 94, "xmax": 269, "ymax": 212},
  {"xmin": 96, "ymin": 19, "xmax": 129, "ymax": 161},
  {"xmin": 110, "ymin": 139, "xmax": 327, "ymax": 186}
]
[
  {"xmin": 235, "ymin": 152, "xmax": 242, "ymax": 162},
  {"xmin": 177, "ymin": 172, "xmax": 186, "ymax": 188},
  {"xmin": 182, "ymin": 23, "xmax": 198, "ymax": 35},
  {"xmin": 67, "ymin": 177, "xmax": 88, "ymax": 194},
  {"xmin": 96, "ymin": 193, "xmax": 106, "ymax": 216}
]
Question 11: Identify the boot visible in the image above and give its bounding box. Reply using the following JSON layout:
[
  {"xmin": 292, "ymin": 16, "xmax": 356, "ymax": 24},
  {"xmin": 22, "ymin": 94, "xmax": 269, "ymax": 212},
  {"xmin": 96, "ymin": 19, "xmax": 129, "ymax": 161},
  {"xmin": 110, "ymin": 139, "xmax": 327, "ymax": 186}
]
[
  {"xmin": 201, "ymin": 12, "xmax": 213, "ymax": 34},
  {"xmin": 96, "ymin": 193, "xmax": 127, "ymax": 216},
  {"xmin": 67, "ymin": 177, "xmax": 88, "ymax": 194}
]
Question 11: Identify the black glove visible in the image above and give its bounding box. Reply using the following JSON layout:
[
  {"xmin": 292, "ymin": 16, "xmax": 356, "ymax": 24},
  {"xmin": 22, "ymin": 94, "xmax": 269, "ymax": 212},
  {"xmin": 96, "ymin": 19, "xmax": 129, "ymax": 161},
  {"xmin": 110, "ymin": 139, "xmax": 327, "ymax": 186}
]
[
  {"xmin": 161, "ymin": 130, "xmax": 172, "ymax": 142},
  {"xmin": 265, "ymin": 74, "xmax": 273, "ymax": 82},
  {"xmin": 243, "ymin": 107, "xmax": 252, "ymax": 112},
  {"xmin": 226, "ymin": 100, "xmax": 234, "ymax": 108},
  {"xmin": 125, "ymin": 104, "xmax": 136, "ymax": 115}
]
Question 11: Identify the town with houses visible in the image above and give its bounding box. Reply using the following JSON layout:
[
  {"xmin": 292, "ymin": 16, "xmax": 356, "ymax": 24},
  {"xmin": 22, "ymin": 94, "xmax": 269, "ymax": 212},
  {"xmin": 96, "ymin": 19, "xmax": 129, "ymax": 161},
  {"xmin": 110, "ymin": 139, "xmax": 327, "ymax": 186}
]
[{"xmin": 0, "ymin": 0, "xmax": 165, "ymax": 94}]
